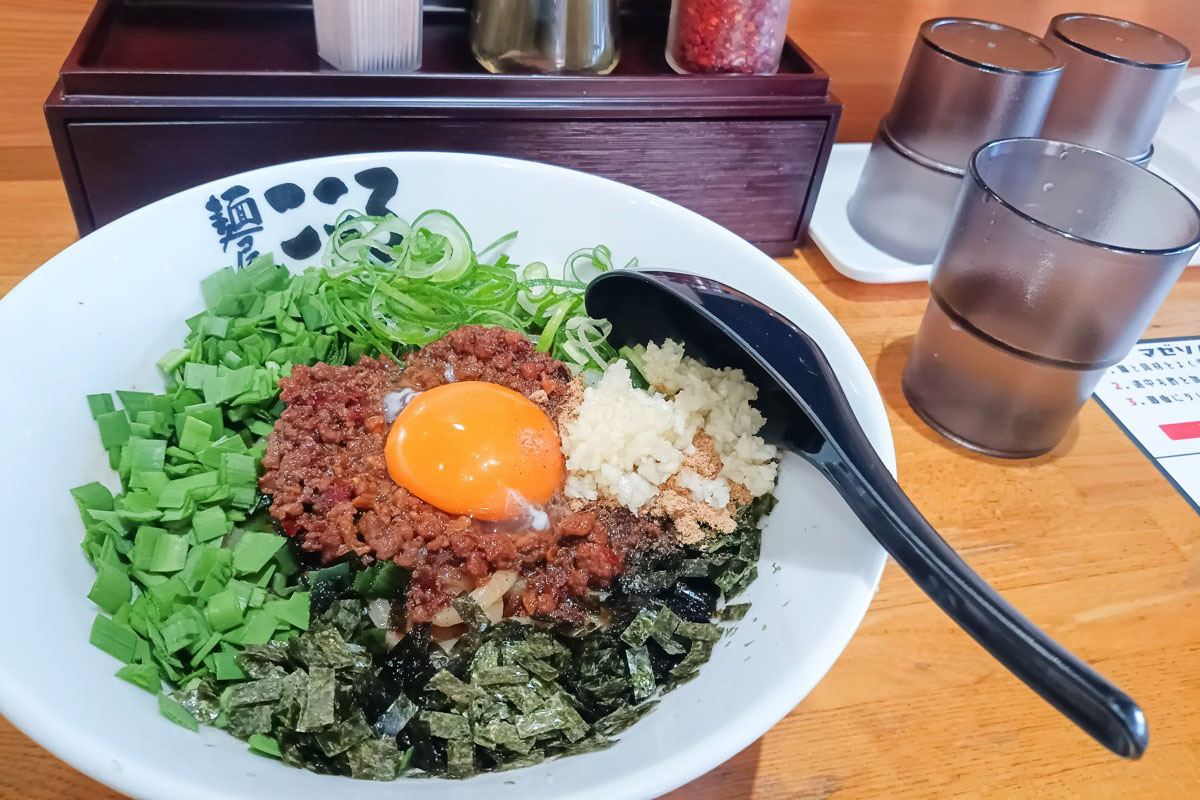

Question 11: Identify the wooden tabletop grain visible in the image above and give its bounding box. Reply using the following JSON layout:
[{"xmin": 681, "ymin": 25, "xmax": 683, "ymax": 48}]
[{"xmin": 3, "ymin": 2, "xmax": 1199, "ymax": 799}]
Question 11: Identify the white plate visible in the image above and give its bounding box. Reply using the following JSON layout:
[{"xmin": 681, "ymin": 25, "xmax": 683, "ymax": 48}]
[
  {"xmin": 0, "ymin": 152, "xmax": 891, "ymax": 800},
  {"xmin": 811, "ymin": 141, "xmax": 1200, "ymax": 285}
]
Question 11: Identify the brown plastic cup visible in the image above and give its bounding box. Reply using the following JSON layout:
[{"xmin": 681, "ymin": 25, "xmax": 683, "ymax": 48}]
[
  {"xmin": 846, "ymin": 125, "xmax": 965, "ymax": 265},
  {"xmin": 1041, "ymin": 14, "xmax": 1190, "ymax": 164},
  {"xmin": 903, "ymin": 138, "xmax": 1200, "ymax": 458},
  {"xmin": 886, "ymin": 18, "xmax": 1062, "ymax": 169},
  {"xmin": 848, "ymin": 18, "xmax": 1062, "ymax": 263}
]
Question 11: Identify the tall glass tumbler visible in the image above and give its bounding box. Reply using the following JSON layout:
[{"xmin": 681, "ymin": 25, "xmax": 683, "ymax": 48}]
[
  {"xmin": 903, "ymin": 138, "xmax": 1200, "ymax": 457},
  {"xmin": 1041, "ymin": 14, "xmax": 1190, "ymax": 164}
]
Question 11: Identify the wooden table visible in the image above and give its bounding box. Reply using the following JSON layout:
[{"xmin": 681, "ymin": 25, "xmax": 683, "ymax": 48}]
[{"xmin": 3, "ymin": 2, "xmax": 1199, "ymax": 798}]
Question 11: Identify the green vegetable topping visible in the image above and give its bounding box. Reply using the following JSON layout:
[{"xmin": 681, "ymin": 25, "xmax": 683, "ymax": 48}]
[
  {"xmin": 231, "ymin": 531, "xmax": 286, "ymax": 575},
  {"xmin": 89, "ymin": 614, "xmax": 140, "ymax": 664},
  {"xmin": 158, "ymin": 692, "xmax": 200, "ymax": 732},
  {"xmin": 247, "ymin": 733, "xmax": 281, "ymax": 758},
  {"xmin": 88, "ymin": 561, "xmax": 132, "ymax": 614},
  {"xmin": 115, "ymin": 663, "xmax": 161, "ymax": 694}
]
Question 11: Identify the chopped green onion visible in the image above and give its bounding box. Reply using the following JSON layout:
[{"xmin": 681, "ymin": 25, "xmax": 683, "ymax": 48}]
[
  {"xmin": 70, "ymin": 482, "xmax": 114, "ymax": 521},
  {"xmin": 88, "ymin": 561, "xmax": 132, "ymax": 614},
  {"xmin": 248, "ymin": 733, "xmax": 281, "ymax": 758},
  {"xmin": 306, "ymin": 562, "xmax": 351, "ymax": 587},
  {"xmin": 232, "ymin": 610, "xmax": 279, "ymax": 646},
  {"xmin": 205, "ymin": 588, "xmax": 245, "ymax": 632},
  {"xmin": 178, "ymin": 416, "xmax": 213, "ymax": 453},
  {"xmin": 131, "ymin": 526, "xmax": 189, "ymax": 573},
  {"xmin": 116, "ymin": 663, "xmax": 161, "ymax": 694},
  {"xmin": 90, "ymin": 614, "xmax": 140, "ymax": 664},
  {"xmin": 220, "ymin": 452, "xmax": 257, "ymax": 489},
  {"xmin": 95, "ymin": 410, "xmax": 131, "ymax": 451},
  {"xmin": 87, "ymin": 393, "xmax": 116, "ymax": 419},
  {"xmin": 158, "ymin": 692, "xmax": 200, "ymax": 732},
  {"xmin": 353, "ymin": 562, "xmax": 410, "ymax": 599},
  {"xmin": 232, "ymin": 532, "xmax": 286, "ymax": 575},
  {"xmin": 212, "ymin": 650, "xmax": 247, "ymax": 681},
  {"xmin": 191, "ymin": 506, "xmax": 230, "ymax": 543},
  {"xmin": 477, "ymin": 229, "xmax": 517, "ymax": 262},
  {"xmin": 263, "ymin": 591, "xmax": 310, "ymax": 630}
]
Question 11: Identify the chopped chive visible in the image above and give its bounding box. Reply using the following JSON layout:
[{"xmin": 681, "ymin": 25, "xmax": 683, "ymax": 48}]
[
  {"xmin": 87, "ymin": 561, "xmax": 132, "ymax": 614},
  {"xmin": 87, "ymin": 393, "xmax": 116, "ymax": 419},
  {"xmin": 191, "ymin": 631, "xmax": 224, "ymax": 663},
  {"xmin": 248, "ymin": 733, "xmax": 281, "ymax": 758},
  {"xmin": 263, "ymin": 591, "xmax": 310, "ymax": 631},
  {"xmin": 272, "ymin": 544, "xmax": 300, "ymax": 578},
  {"xmin": 131, "ymin": 526, "xmax": 189, "ymax": 573},
  {"xmin": 353, "ymin": 562, "xmax": 411, "ymax": 599},
  {"xmin": 219, "ymin": 452, "xmax": 258, "ymax": 489},
  {"xmin": 95, "ymin": 410, "xmax": 131, "ymax": 450},
  {"xmin": 212, "ymin": 650, "xmax": 247, "ymax": 681},
  {"xmin": 160, "ymin": 609, "xmax": 206, "ymax": 653},
  {"xmin": 115, "ymin": 663, "xmax": 160, "ymax": 694},
  {"xmin": 157, "ymin": 348, "xmax": 191, "ymax": 375},
  {"xmin": 231, "ymin": 609, "xmax": 279, "ymax": 646},
  {"xmin": 116, "ymin": 391, "xmax": 155, "ymax": 414},
  {"xmin": 183, "ymin": 546, "xmax": 232, "ymax": 589},
  {"xmin": 305, "ymin": 562, "xmax": 351, "ymax": 587},
  {"xmin": 90, "ymin": 614, "xmax": 140, "ymax": 664},
  {"xmin": 157, "ymin": 692, "xmax": 200, "ymax": 732},
  {"xmin": 205, "ymin": 588, "xmax": 245, "ymax": 632},
  {"xmin": 191, "ymin": 506, "xmax": 229, "ymax": 543},
  {"xmin": 178, "ymin": 416, "xmax": 213, "ymax": 453},
  {"xmin": 70, "ymin": 482, "xmax": 114, "ymax": 522},
  {"xmin": 232, "ymin": 532, "xmax": 286, "ymax": 575},
  {"xmin": 126, "ymin": 438, "xmax": 167, "ymax": 475}
]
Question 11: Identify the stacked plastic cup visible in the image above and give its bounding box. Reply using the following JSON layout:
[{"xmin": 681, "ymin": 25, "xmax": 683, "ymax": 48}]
[
  {"xmin": 1040, "ymin": 13, "xmax": 1191, "ymax": 166},
  {"xmin": 847, "ymin": 18, "xmax": 1062, "ymax": 264}
]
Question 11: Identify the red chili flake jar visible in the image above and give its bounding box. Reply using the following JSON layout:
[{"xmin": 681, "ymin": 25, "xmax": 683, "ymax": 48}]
[{"xmin": 666, "ymin": 0, "xmax": 793, "ymax": 75}]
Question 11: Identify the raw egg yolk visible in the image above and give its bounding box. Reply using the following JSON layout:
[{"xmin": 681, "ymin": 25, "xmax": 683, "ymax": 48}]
[{"xmin": 385, "ymin": 381, "xmax": 564, "ymax": 521}]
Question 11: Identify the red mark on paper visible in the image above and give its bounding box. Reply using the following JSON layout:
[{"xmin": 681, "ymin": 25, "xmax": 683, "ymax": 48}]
[{"xmin": 1160, "ymin": 421, "xmax": 1200, "ymax": 441}]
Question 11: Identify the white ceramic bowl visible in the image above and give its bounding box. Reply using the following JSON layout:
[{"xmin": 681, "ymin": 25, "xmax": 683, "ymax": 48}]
[{"xmin": 0, "ymin": 153, "xmax": 890, "ymax": 800}]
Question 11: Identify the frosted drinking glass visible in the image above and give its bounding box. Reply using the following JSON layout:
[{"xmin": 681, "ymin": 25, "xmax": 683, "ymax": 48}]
[{"xmin": 903, "ymin": 138, "xmax": 1200, "ymax": 457}]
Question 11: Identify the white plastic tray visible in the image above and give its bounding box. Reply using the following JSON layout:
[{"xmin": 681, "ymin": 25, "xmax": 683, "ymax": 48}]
[{"xmin": 811, "ymin": 85, "xmax": 1200, "ymax": 285}]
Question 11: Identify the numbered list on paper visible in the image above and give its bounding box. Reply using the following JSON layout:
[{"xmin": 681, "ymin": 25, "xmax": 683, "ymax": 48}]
[{"xmin": 1093, "ymin": 336, "xmax": 1200, "ymax": 511}]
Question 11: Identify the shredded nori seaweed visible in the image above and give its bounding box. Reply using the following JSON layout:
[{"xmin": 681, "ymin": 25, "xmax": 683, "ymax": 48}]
[{"xmin": 199, "ymin": 488, "xmax": 774, "ymax": 779}]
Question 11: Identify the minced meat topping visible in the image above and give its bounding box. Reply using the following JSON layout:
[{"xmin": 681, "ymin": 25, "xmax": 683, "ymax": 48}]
[{"xmin": 258, "ymin": 325, "xmax": 678, "ymax": 623}]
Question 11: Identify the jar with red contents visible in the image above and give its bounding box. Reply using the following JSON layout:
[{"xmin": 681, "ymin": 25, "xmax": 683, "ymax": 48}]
[{"xmin": 666, "ymin": 0, "xmax": 793, "ymax": 75}]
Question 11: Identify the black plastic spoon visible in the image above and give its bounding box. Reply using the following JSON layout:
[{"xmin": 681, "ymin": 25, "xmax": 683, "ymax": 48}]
[{"xmin": 585, "ymin": 269, "xmax": 1148, "ymax": 759}]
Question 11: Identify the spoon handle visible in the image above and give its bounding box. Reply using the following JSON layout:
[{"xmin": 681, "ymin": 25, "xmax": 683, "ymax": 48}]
[{"xmin": 812, "ymin": 440, "xmax": 1147, "ymax": 758}]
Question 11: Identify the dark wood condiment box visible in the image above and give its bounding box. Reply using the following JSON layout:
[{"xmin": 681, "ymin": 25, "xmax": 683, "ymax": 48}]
[{"xmin": 46, "ymin": 0, "xmax": 841, "ymax": 255}]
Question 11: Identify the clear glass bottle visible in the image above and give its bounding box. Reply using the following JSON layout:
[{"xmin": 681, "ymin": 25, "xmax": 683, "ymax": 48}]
[
  {"xmin": 471, "ymin": 0, "xmax": 621, "ymax": 75},
  {"xmin": 666, "ymin": 0, "xmax": 792, "ymax": 75}
]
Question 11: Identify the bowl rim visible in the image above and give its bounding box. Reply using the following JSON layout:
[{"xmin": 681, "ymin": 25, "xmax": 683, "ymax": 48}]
[{"xmin": 0, "ymin": 150, "xmax": 891, "ymax": 800}]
